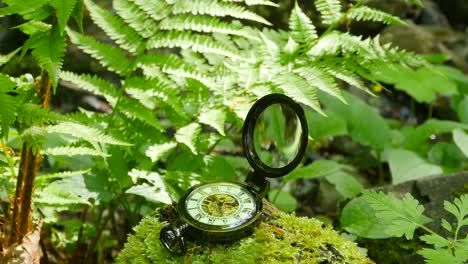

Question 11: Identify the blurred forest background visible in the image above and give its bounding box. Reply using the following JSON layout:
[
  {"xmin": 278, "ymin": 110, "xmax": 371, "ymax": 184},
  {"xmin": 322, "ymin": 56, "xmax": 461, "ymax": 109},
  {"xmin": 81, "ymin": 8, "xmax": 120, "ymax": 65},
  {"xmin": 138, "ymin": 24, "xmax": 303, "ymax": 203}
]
[{"xmin": 0, "ymin": 0, "xmax": 467, "ymax": 263}]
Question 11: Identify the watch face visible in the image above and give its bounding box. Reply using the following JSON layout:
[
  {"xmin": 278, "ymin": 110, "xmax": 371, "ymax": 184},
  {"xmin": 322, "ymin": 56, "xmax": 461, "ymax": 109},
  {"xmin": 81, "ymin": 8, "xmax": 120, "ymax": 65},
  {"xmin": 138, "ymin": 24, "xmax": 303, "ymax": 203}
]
[{"xmin": 182, "ymin": 182, "xmax": 258, "ymax": 230}]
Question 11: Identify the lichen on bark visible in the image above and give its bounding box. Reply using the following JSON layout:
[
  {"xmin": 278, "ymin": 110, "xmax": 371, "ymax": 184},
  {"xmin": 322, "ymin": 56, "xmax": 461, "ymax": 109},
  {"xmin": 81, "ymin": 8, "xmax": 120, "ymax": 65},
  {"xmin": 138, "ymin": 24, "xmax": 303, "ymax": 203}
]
[{"xmin": 117, "ymin": 209, "xmax": 373, "ymax": 264}]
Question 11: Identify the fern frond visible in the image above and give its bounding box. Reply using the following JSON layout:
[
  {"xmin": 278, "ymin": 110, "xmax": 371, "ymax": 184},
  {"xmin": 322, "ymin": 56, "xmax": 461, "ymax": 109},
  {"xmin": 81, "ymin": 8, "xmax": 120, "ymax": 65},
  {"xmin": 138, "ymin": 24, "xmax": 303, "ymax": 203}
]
[
  {"xmin": 272, "ymin": 72, "xmax": 324, "ymax": 115},
  {"xmin": 289, "ymin": 2, "xmax": 317, "ymax": 45},
  {"xmin": 294, "ymin": 67, "xmax": 345, "ymax": 103},
  {"xmin": 314, "ymin": 0, "xmax": 343, "ymax": 25},
  {"xmin": 50, "ymin": 0, "xmax": 77, "ymax": 34},
  {"xmin": 0, "ymin": 47, "xmax": 20, "ymax": 67},
  {"xmin": 322, "ymin": 63, "xmax": 368, "ymax": 92},
  {"xmin": 175, "ymin": 122, "xmax": 201, "ymax": 154},
  {"xmin": 60, "ymin": 71, "xmax": 119, "ymax": 105},
  {"xmin": 0, "ymin": 0, "xmax": 49, "ymax": 19},
  {"xmin": 36, "ymin": 169, "xmax": 91, "ymax": 183},
  {"xmin": 0, "ymin": 92, "xmax": 17, "ymax": 138},
  {"xmin": 145, "ymin": 142, "xmax": 177, "ymax": 162},
  {"xmin": 47, "ymin": 122, "xmax": 131, "ymax": 145},
  {"xmin": 30, "ymin": 26, "xmax": 66, "ymax": 89},
  {"xmin": 83, "ymin": 0, "xmax": 145, "ymax": 54},
  {"xmin": 113, "ymin": 0, "xmax": 159, "ymax": 38},
  {"xmin": 129, "ymin": 0, "xmax": 171, "ymax": 21},
  {"xmin": 160, "ymin": 15, "xmax": 258, "ymax": 40},
  {"xmin": 347, "ymin": 6, "xmax": 405, "ymax": 25},
  {"xmin": 222, "ymin": 0, "xmax": 278, "ymax": 6},
  {"xmin": 43, "ymin": 146, "xmax": 108, "ymax": 157},
  {"xmin": 66, "ymin": 28, "xmax": 134, "ymax": 76},
  {"xmin": 118, "ymin": 98, "xmax": 163, "ymax": 130},
  {"xmin": 147, "ymin": 31, "xmax": 244, "ymax": 60},
  {"xmin": 171, "ymin": 0, "xmax": 271, "ymax": 26}
]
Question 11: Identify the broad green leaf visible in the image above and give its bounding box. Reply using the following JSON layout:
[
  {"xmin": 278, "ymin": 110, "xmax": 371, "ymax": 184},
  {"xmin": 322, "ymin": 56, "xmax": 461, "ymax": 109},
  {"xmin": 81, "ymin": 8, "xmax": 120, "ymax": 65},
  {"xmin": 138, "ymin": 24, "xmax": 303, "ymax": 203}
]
[
  {"xmin": 50, "ymin": 0, "xmax": 77, "ymax": 34},
  {"xmin": 319, "ymin": 91, "xmax": 391, "ymax": 151},
  {"xmin": 284, "ymin": 159, "xmax": 350, "ymax": 182},
  {"xmin": 457, "ymin": 96, "xmax": 468, "ymax": 124},
  {"xmin": 341, "ymin": 196, "xmax": 393, "ymax": 238},
  {"xmin": 305, "ymin": 109, "xmax": 347, "ymax": 139},
  {"xmin": 427, "ymin": 142, "xmax": 465, "ymax": 172},
  {"xmin": 202, "ymin": 155, "xmax": 236, "ymax": 181},
  {"xmin": 269, "ymin": 189, "xmax": 297, "ymax": 212},
  {"xmin": 453, "ymin": 129, "xmax": 468, "ymax": 157},
  {"xmin": 387, "ymin": 149, "xmax": 443, "ymax": 184},
  {"xmin": 362, "ymin": 191, "xmax": 432, "ymax": 239},
  {"xmin": 107, "ymin": 147, "xmax": 132, "ymax": 190},
  {"xmin": 145, "ymin": 142, "xmax": 177, "ymax": 162},
  {"xmin": 175, "ymin": 123, "xmax": 201, "ymax": 154},
  {"xmin": 47, "ymin": 122, "xmax": 131, "ymax": 146},
  {"xmin": 372, "ymin": 64, "xmax": 458, "ymax": 103},
  {"xmin": 325, "ymin": 171, "xmax": 364, "ymax": 198},
  {"xmin": 402, "ymin": 119, "xmax": 468, "ymax": 151}
]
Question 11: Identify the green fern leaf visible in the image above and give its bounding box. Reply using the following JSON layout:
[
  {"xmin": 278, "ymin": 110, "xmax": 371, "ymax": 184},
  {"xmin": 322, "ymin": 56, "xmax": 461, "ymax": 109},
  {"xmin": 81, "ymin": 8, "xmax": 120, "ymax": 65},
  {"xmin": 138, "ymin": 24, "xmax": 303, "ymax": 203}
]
[
  {"xmin": 294, "ymin": 66, "xmax": 345, "ymax": 103},
  {"xmin": 43, "ymin": 146, "xmax": 108, "ymax": 157},
  {"xmin": 172, "ymin": 0, "xmax": 271, "ymax": 26},
  {"xmin": 0, "ymin": 0, "xmax": 49, "ymax": 18},
  {"xmin": 362, "ymin": 191, "xmax": 432, "ymax": 239},
  {"xmin": 72, "ymin": 0, "xmax": 84, "ymax": 32},
  {"xmin": 122, "ymin": 76, "xmax": 186, "ymax": 115},
  {"xmin": 145, "ymin": 142, "xmax": 177, "ymax": 162},
  {"xmin": 60, "ymin": 71, "xmax": 119, "ymax": 105},
  {"xmin": 199, "ymin": 107, "xmax": 226, "ymax": 136},
  {"xmin": 0, "ymin": 93, "xmax": 17, "ymax": 138},
  {"xmin": 444, "ymin": 194, "xmax": 468, "ymax": 236},
  {"xmin": 47, "ymin": 122, "xmax": 131, "ymax": 146},
  {"xmin": 222, "ymin": 0, "xmax": 278, "ymax": 6},
  {"xmin": 66, "ymin": 28, "xmax": 134, "ymax": 76},
  {"xmin": 30, "ymin": 26, "xmax": 66, "ymax": 90},
  {"xmin": 118, "ymin": 98, "xmax": 163, "ymax": 130},
  {"xmin": 50, "ymin": 0, "xmax": 77, "ymax": 34},
  {"xmin": 13, "ymin": 20, "xmax": 51, "ymax": 35},
  {"xmin": 272, "ymin": 72, "xmax": 324, "ymax": 115},
  {"xmin": 321, "ymin": 62, "xmax": 369, "ymax": 92},
  {"xmin": 314, "ymin": 0, "xmax": 343, "ymax": 25},
  {"xmin": 35, "ymin": 182, "xmax": 91, "ymax": 206},
  {"xmin": 160, "ymin": 15, "xmax": 258, "ymax": 40},
  {"xmin": 0, "ymin": 47, "xmax": 21, "ymax": 67},
  {"xmin": 129, "ymin": 0, "xmax": 171, "ymax": 21},
  {"xmin": 83, "ymin": 0, "xmax": 145, "ymax": 54},
  {"xmin": 147, "ymin": 31, "xmax": 244, "ymax": 60},
  {"xmin": 36, "ymin": 169, "xmax": 91, "ymax": 183},
  {"xmin": 113, "ymin": 0, "xmax": 159, "ymax": 38},
  {"xmin": 348, "ymin": 6, "xmax": 405, "ymax": 25},
  {"xmin": 175, "ymin": 122, "xmax": 201, "ymax": 154},
  {"xmin": 288, "ymin": 2, "xmax": 317, "ymax": 45}
]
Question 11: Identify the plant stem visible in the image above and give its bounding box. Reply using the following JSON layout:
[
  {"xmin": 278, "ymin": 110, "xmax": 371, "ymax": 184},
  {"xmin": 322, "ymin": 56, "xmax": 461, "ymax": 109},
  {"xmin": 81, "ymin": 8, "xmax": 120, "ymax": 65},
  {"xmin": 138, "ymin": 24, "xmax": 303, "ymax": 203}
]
[{"xmin": 7, "ymin": 71, "xmax": 50, "ymax": 247}]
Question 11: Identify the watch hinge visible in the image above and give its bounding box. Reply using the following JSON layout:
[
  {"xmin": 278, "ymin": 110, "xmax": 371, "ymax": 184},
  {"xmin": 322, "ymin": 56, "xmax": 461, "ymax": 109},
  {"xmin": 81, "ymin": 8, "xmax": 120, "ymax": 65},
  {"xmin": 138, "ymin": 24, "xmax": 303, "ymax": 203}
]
[{"xmin": 246, "ymin": 172, "xmax": 270, "ymax": 200}]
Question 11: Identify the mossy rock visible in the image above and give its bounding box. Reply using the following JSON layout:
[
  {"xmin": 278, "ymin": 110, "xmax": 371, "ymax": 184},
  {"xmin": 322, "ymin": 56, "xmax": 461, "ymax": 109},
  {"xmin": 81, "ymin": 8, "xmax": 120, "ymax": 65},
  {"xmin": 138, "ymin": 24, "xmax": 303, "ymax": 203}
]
[{"xmin": 117, "ymin": 209, "xmax": 372, "ymax": 264}]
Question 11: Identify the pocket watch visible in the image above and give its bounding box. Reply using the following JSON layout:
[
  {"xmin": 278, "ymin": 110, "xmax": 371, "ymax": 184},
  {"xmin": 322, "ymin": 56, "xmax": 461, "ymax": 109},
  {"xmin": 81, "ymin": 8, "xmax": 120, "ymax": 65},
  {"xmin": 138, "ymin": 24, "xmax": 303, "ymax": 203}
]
[{"xmin": 160, "ymin": 93, "xmax": 308, "ymax": 255}]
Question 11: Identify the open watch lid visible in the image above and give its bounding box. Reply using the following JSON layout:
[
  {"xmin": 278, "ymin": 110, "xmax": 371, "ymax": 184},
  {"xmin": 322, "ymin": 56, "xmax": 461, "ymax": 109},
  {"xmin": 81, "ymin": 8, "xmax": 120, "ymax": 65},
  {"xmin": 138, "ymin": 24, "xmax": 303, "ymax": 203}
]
[{"xmin": 242, "ymin": 94, "xmax": 308, "ymax": 179}]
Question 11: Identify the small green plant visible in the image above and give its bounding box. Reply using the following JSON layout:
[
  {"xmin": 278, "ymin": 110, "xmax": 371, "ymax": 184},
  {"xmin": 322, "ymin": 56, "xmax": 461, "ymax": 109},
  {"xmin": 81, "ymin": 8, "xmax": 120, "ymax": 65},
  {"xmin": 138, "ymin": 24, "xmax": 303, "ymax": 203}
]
[{"xmin": 348, "ymin": 191, "xmax": 468, "ymax": 264}]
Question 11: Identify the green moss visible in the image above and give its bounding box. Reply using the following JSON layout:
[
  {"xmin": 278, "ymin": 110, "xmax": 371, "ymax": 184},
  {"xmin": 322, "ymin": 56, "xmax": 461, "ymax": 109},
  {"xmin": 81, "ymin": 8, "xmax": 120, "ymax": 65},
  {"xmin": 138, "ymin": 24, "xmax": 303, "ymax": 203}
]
[{"xmin": 117, "ymin": 211, "xmax": 372, "ymax": 264}]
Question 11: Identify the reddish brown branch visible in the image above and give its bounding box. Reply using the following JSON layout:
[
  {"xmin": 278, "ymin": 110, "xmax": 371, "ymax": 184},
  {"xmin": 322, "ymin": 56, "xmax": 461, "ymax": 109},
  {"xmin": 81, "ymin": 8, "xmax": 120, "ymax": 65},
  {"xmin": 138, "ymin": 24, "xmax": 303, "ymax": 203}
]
[{"xmin": 5, "ymin": 71, "xmax": 50, "ymax": 248}]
